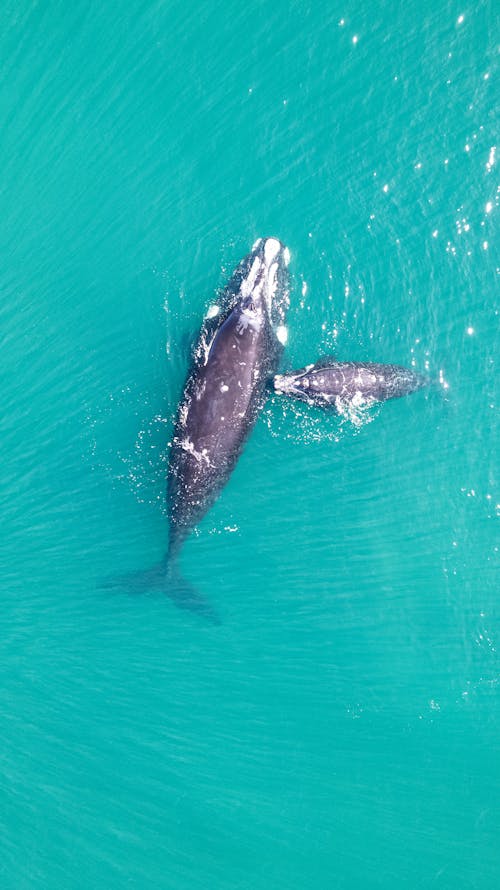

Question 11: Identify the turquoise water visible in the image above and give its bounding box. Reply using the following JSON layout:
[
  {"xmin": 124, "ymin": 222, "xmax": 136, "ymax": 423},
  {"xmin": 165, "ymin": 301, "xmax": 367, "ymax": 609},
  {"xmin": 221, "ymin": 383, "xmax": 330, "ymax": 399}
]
[{"xmin": 1, "ymin": 1, "xmax": 499, "ymax": 887}]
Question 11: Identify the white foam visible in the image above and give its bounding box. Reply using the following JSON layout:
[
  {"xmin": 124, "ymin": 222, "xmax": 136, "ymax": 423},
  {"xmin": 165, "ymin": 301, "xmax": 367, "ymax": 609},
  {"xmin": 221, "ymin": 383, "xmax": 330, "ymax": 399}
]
[
  {"xmin": 206, "ymin": 304, "xmax": 220, "ymax": 318},
  {"xmin": 179, "ymin": 402, "xmax": 189, "ymax": 427},
  {"xmin": 276, "ymin": 325, "xmax": 288, "ymax": 345}
]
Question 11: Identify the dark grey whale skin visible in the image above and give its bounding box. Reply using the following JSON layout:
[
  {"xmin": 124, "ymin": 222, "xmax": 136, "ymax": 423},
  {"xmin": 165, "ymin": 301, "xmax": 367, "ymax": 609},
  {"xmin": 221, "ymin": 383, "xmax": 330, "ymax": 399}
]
[
  {"xmin": 167, "ymin": 237, "xmax": 290, "ymax": 563},
  {"xmin": 104, "ymin": 238, "xmax": 290, "ymax": 619},
  {"xmin": 273, "ymin": 358, "xmax": 428, "ymax": 409}
]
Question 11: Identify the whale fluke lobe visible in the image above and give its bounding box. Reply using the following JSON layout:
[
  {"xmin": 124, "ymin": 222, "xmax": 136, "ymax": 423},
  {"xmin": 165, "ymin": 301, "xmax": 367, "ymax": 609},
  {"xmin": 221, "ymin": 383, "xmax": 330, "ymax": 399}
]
[
  {"xmin": 100, "ymin": 560, "xmax": 167, "ymax": 593},
  {"xmin": 164, "ymin": 559, "xmax": 221, "ymax": 624},
  {"xmin": 273, "ymin": 359, "xmax": 428, "ymax": 409},
  {"xmin": 99, "ymin": 558, "xmax": 221, "ymax": 624}
]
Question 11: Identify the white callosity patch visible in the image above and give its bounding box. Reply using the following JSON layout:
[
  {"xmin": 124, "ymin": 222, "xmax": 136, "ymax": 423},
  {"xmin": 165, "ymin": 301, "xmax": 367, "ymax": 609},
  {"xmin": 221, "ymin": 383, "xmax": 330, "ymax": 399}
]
[
  {"xmin": 241, "ymin": 239, "xmax": 282, "ymax": 316},
  {"xmin": 273, "ymin": 372, "xmax": 302, "ymax": 394},
  {"xmin": 236, "ymin": 305, "xmax": 263, "ymax": 335},
  {"xmin": 240, "ymin": 256, "xmax": 262, "ymax": 298},
  {"xmin": 264, "ymin": 238, "xmax": 280, "ymax": 264},
  {"xmin": 180, "ymin": 437, "xmax": 211, "ymax": 465},
  {"xmin": 265, "ymin": 261, "xmax": 278, "ymax": 313},
  {"xmin": 267, "ymin": 260, "xmax": 278, "ymax": 283},
  {"xmin": 212, "ymin": 237, "xmax": 288, "ymax": 348}
]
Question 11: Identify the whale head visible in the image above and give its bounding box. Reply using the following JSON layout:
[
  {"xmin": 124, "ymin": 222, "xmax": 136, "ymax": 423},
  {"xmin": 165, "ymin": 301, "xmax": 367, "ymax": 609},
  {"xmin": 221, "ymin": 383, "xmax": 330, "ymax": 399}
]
[
  {"xmin": 236, "ymin": 237, "xmax": 290, "ymax": 341},
  {"xmin": 273, "ymin": 367, "xmax": 313, "ymax": 401}
]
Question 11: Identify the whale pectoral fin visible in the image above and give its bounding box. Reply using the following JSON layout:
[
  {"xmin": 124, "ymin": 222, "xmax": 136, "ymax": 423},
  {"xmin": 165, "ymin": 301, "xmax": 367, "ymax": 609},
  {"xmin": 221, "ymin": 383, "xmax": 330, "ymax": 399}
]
[{"xmin": 99, "ymin": 560, "xmax": 220, "ymax": 625}]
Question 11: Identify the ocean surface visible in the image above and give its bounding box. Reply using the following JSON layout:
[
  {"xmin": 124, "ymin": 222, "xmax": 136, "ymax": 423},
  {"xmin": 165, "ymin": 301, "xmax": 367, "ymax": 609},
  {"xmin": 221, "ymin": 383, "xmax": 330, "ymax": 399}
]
[{"xmin": 1, "ymin": 2, "xmax": 498, "ymax": 887}]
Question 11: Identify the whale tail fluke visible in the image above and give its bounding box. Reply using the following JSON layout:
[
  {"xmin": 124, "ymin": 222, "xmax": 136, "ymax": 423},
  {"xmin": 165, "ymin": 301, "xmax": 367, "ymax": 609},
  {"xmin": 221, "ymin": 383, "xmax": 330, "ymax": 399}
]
[
  {"xmin": 165, "ymin": 561, "xmax": 221, "ymax": 624},
  {"xmin": 100, "ymin": 560, "xmax": 167, "ymax": 593},
  {"xmin": 99, "ymin": 558, "xmax": 220, "ymax": 624}
]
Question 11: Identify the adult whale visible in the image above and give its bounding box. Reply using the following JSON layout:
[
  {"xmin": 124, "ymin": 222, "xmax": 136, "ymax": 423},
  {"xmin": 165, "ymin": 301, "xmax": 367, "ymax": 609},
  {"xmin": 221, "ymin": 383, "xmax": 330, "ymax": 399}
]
[
  {"xmin": 167, "ymin": 237, "xmax": 290, "ymax": 586},
  {"xmin": 108, "ymin": 238, "xmax": 290, "ymax": 618}
]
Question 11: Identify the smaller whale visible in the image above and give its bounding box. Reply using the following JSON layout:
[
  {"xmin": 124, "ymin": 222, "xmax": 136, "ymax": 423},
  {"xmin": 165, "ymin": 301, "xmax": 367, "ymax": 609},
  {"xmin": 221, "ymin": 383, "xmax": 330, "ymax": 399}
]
[{"xmin": 273, "ymin": 358, "xmax": 428, "ymax": 410}]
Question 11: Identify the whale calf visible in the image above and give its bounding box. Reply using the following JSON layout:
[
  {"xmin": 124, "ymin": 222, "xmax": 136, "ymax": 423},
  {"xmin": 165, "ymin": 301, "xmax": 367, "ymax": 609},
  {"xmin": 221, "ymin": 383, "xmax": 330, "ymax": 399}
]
[
  {"xmin": 106, "ymin": 238, "xmax": 290, "ymax": 617},
  {"xmin": 274, "ymin": 358, "xmax": 427, "ymax": 410}
]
